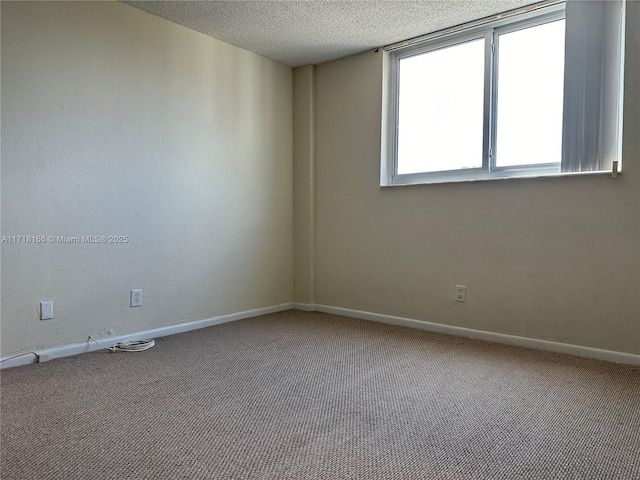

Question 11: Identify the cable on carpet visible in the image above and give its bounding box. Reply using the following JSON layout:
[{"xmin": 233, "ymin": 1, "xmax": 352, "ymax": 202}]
[
  {"xmin": 0, "ymin": 352, "xmax": 38, "ymax": 363},
  {"xmin": 88, "ymin": 336, "xmax": 155, "ymax": 352}
]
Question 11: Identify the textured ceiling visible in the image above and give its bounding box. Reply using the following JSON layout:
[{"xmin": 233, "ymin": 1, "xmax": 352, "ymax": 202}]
[{"xmin": 125, "ymin": 1, "xmax": 537, "ymax": 67}]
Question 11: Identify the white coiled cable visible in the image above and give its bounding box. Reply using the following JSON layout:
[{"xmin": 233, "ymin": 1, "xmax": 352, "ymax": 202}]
[{"xmin": 89, "ymin": 336, "xmax": 155, "ymax": 352}]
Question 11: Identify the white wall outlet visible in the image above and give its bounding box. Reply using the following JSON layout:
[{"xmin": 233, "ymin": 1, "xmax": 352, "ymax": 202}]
[
  {"xmin": 40, "ymin": 301, "xmax": 53, "ymax": 320},
  {"xmin": 455, "ymin": 285, "xmax": 467, "ymax": 303},
  {"xmin": 130, "ymin": 289, "xmax": 142, "ymax": 307}
]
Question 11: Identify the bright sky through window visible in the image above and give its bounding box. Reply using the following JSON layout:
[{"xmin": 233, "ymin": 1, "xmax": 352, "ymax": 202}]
[
  {"xmin": 495, "ymin": 20, "xmax": 566, "ymax": 167},
  {"xmin": 397, "ymin": 39, "xmax": 485, "ymax": 174},
  {"xmin": 396, "ymin": 19, "xmax": 566, "ymax": 175}
]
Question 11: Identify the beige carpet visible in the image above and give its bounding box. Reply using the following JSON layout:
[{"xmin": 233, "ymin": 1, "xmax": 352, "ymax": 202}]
[{"xmin": 1, "ymin": 310, "xmax": 639, "ymax": 479}]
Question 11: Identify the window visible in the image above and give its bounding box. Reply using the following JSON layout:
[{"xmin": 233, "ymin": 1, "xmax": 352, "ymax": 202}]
[{"xmin": 382, "ymin": 1, "xmax": 625, "ymax": 185}]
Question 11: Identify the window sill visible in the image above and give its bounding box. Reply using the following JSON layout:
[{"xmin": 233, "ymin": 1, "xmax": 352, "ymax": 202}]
[{"xmin": 382, "ymin": 169, "xmax": 618, "ymax": 187}]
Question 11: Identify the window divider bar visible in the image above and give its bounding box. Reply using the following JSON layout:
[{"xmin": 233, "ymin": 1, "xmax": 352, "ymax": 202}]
[
  {"xmin": 482, "ymin": 31, "xmax": 493, "ymax": 172},
  {"xmin": 489, "ymin": 28, "xmax": 498, "ymax": 172}
]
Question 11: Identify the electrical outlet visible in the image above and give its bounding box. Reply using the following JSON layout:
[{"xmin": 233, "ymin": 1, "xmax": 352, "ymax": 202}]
[
  {"xmin": 40, "ymin": 301, "xmax": 53, "ymax": 320},
  {"xmin": 130, "ymin": 289, "xmax": 142, "ymax": 307},
  {"xmin": 455, "ymin": 285, "xmax": 467, "ymax": 303}
]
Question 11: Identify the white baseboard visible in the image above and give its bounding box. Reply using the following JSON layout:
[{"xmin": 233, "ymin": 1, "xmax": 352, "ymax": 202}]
[
  {"xmin": 5, "ymin": 302, "xmax": 637, "ymax": 369},
  {"xmin": 0, "ymin": 352, "xmax": 40, "ymax": 369},
  {"xmin": 291, "ymin": 302, "xmax": 315, "ymax": 312},
  {"xmin": 1, "ymin": 303, "xmax": 293, "ymax": 369},
  {"xmin": 293, "ymin": 303, "xmax": 640, "ymax": 366}
]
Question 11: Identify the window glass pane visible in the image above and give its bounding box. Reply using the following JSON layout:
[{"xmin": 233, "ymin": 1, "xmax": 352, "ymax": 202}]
[
  {"xmin": 397, "ymin": 38, "xmax": 485, "ymax": 174},
  {"xmin": 495, "ymin": 19, "xmax": 565, "ymax": 167}
]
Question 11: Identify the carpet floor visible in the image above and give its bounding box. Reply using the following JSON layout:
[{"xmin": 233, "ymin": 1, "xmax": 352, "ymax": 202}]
[{"xmin": 1, "ymin": 310, "xmax": 639, "ymax": 479}]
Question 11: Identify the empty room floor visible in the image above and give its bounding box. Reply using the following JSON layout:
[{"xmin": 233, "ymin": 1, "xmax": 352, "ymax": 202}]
[{"xmin": 1, "ymin": 310, "xmax": 639, "ymax": 479}]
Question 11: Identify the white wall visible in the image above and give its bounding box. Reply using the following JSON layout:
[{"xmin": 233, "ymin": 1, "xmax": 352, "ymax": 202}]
[
  {"xmin": 311, "ymin": 3, "xmax": 639, "ymax": 354},
  {"xmin": 1, "ymin": 1, "xmax": 293, "ymax": 356},
  {"xmin": 293, "ymin": 65, "xmax": 315, "ymax": 305}
]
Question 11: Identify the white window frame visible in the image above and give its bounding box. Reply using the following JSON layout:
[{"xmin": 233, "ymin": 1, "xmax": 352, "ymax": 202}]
[{"xmin": 381, "ymin": 2, "xmax": 617, "ymax": 186}]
